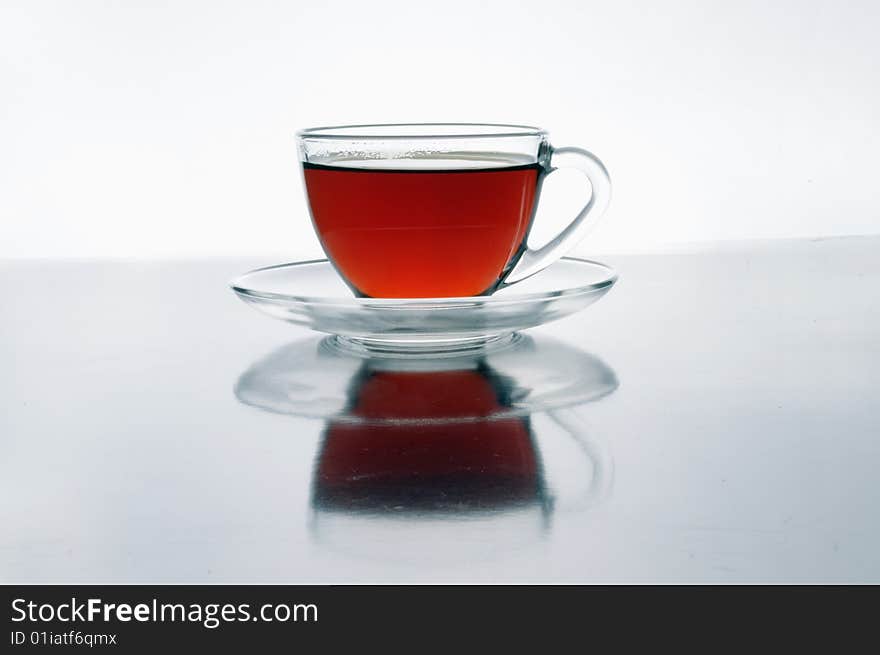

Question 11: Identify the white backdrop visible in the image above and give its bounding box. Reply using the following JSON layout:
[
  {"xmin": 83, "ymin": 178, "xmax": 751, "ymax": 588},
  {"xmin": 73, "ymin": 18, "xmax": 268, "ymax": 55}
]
[{"xmin": 2, "ymin": 0, "xmax": 878, "ymax": 259}]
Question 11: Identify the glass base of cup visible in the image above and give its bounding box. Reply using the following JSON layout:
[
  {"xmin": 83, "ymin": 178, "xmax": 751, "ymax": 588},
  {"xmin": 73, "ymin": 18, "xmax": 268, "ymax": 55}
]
[{"xmin": 329, "ymin": 333, "xmax": 520, "ymax": 359}]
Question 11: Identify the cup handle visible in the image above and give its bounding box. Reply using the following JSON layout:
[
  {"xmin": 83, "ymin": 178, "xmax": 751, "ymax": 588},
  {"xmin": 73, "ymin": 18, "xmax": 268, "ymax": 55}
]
[{"xmin": 502, "ymin": 146, "xmax": 611, "ymax": 286}]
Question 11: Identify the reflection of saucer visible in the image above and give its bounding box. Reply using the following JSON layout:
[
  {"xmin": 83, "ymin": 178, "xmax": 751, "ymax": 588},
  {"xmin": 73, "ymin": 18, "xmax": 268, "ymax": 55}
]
[
  {"xmin": 230, "ymin": 257, "xmax": 616, "ymax": 353},
  {"xmin": 234, "ymin": 333, "xmax": 618, "ymax": 422}
]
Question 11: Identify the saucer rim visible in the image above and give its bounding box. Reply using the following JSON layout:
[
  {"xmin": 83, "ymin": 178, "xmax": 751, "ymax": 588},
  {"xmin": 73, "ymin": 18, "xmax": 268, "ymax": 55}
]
[{"xmin": 230, "ymin": 256, "xmax": 618, "ymax": 307}]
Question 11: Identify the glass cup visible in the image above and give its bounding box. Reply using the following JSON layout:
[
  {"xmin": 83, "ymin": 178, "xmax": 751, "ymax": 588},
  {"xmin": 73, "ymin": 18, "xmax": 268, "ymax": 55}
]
[{"xmin": 296, "ymin": 123, "xmax": 610, "ymax": 299}]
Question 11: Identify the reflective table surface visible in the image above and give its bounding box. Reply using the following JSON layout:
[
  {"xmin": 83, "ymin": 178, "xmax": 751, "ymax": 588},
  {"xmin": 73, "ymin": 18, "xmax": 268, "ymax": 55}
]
[{"xmin": 2, "ymin": 237, "xmax": 879, "ymax": 583}]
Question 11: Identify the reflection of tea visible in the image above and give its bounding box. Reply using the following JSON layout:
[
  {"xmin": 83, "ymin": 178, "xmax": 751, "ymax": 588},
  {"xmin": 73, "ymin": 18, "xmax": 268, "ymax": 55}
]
[
  {"xmin": 314, "ymin": 369, "xmax": 540, "ymax": 512},
  {"xmin": 303, "ymin": 163, "xmax": 542, "ymax": 298}
]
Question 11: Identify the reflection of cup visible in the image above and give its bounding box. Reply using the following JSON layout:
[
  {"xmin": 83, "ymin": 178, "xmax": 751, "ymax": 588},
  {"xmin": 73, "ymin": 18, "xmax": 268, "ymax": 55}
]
[
  {"xmin": 235, "ymin": 335, "xmax": 618, "ymax": 562},
  {"xmin": 297, "ymin": 124, "xmax": 611, "ymax": 298},
  {"xmin": 314, "ymin": 366, "xmax": 545, "ymax": 515}
]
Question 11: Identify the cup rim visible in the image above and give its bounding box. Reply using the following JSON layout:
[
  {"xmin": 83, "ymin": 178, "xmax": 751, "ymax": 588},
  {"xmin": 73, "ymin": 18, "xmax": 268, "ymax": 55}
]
[{"xmin": 296, "ymin": 123, "xmax": 547, "ymax": 140}]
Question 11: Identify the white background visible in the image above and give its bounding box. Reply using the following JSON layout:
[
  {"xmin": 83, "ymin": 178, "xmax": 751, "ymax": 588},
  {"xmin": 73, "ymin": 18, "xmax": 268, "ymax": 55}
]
[{"xmin": 2, "ymin": 0, "xmax": 878, "ymax": 260}]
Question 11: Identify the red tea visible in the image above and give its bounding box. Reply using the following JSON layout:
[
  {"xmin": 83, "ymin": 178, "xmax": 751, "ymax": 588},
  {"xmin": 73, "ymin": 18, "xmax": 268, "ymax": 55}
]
[{"xmin": 302, "ymin": 162, "xmax": 543, "ymax": 298}]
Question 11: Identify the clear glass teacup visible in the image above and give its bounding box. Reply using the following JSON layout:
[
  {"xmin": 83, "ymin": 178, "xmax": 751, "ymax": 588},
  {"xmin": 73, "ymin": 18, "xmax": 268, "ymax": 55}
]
[{"xmin": 297, "ymin": 123, "xmax": 611, "ymax": 298}]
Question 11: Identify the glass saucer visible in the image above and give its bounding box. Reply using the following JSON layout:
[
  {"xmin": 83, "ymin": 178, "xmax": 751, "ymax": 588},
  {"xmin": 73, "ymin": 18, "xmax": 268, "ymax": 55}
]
[{"xmin": 230, "ymin": 257, "xmax": 617, "ymax": 355}]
